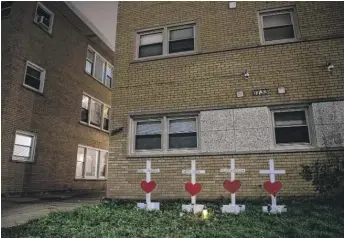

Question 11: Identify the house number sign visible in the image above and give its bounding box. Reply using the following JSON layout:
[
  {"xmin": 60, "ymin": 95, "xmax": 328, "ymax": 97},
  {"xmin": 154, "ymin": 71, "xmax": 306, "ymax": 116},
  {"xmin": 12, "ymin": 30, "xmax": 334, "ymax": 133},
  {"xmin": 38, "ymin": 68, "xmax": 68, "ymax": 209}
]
[{"xmin": 252, "ymin": 89, "xmax": 269, "ymax": 96}]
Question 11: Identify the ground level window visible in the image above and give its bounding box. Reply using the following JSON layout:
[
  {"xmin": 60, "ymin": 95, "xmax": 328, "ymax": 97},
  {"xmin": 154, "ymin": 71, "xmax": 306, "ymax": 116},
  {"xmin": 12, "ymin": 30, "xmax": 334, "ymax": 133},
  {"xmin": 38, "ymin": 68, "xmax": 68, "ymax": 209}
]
[
  {"xmin": 272, "ymin": 108, "xmax": 310, "ymax": 144},
  {"xmin": 75, "ymin": 145, "xmax": 108, "ymax": 179}
]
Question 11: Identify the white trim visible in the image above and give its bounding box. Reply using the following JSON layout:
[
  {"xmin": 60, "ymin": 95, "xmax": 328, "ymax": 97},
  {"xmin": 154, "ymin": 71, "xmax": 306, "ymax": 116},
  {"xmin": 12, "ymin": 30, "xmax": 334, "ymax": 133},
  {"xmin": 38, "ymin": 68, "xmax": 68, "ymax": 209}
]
[
  {"xmin": 258, "ymin": 6, "xmax": 299, "ymax": 45},
  {"xmin": 135, "ymin": 23, "xmax": 197, "ymax": 60},
  {"xmin": 12, "ymin": 130, "xmax": 37, "ymax": 162},
  {"xmin": 81, "ymin": 92, "xmax": 111, "ymax": 132},
  {"xmin": 129, "ymin": 115, "xmax": 200, "ymax": 156},
  {"xmin": 34, "ymin": 2, "xmax": 55, "ymax": 34},
  {"xmin": 76, "ymin": 144, "xmax": 108, "ymax": 180},
  {"xmin": 85, "ymin": 45, "xmax": 114, "ymax": 89},
  {"xmin": 23, "ymin": 61, "xmax": 46, "ymax": 93}
]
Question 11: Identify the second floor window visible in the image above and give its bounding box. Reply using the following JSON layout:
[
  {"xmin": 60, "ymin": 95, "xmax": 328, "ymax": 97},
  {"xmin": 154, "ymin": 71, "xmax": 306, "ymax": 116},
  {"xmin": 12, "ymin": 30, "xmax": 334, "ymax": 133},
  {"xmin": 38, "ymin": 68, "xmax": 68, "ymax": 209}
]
[
  {"xmin": 137, "ymin": 24, "xmax": 195, "ymax": 59},
  {"xmin": 23, "ymin": 61, "xmax": 46, "ymax": 93},
  {"xmin": 259, "ymin": 7, "xmax": 298, "ymax": 43},
  {"xmin": 85, "ymin": 46, "xmax": 114, "ymax": 88},
  {"xmin": 81, "ymin": 94, "xmax": 110, "ymax": 132}
]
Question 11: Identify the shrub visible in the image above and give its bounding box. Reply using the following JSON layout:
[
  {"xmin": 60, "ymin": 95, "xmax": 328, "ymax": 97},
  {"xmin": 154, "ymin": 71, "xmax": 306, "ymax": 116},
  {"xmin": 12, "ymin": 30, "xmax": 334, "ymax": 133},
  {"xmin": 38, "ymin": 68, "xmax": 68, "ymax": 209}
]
[{"xmin": 300, "ymin": 154, "xmax": 344, "ymax": 202}]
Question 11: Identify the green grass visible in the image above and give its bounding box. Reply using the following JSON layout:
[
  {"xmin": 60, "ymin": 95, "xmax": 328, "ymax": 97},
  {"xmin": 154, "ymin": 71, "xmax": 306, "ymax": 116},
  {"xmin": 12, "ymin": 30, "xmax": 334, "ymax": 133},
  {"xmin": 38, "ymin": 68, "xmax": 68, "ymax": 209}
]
[{"xmin": 2, "ymin": 199, "xmax": 344, "ymax": 238}]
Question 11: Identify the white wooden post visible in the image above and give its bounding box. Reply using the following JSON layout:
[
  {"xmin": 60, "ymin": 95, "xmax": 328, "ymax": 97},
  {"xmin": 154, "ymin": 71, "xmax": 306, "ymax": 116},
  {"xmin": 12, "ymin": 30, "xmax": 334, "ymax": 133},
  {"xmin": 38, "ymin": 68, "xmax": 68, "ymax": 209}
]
[
  {"xmin": 259, "ymin": 159, "xmax": 287, "ymax": 214},
  {"xmin": 182, "ymin": 160, "xmax": 205, "ymax": 214},
  {"xmin": 220, "ymin": 159, "xmax": 246, "ymax": 214},
  {"xmin": 137, "ymin": 160, "xmax": 160, "ymax": 211}
]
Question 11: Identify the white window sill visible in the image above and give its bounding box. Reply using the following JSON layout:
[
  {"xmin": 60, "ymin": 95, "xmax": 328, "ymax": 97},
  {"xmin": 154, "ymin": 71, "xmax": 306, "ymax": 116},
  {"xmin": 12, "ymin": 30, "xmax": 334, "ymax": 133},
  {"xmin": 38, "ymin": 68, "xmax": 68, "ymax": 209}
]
[
  {"xmin": 11, "ymin": 158, "xmax": 34, "ymax": 163},
  {"xmin": 270, "ymin": 143, "xmax": 316, "ymax": 151},
  {"xmin": 261, "ymin": 38, "xmax": 300, "ymax": 46},
  {"xmin": 128, "ymin": 149, "xmax": 200, "ymax": 158},
  {"xmin": 74, "ymin": 178, "xmax": 107, "ymax": 181},
  {"xmin": 133, "ymin": 50, "xmax": 198, "ymax": 63},
  {"xmin": 22, "ymin": 84, "xmax": 44, "ymax": 95},
  {"xmin": 84, "ymin": 71, "xmax": 112, "ymax": 90},
  {"xmin": 79, "ymin": 121, "xmax": 109, "ymax": 134}
]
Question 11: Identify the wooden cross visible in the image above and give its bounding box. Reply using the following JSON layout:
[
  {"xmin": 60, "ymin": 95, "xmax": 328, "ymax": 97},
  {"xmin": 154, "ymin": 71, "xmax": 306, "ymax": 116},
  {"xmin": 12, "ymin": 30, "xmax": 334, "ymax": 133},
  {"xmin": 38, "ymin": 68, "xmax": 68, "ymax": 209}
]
[
  {"xmin": 182, "ymin": 160, "xmax": 205, "ymax": 205},
  {"xmin": 259, "ymin": 159, "xmax": 285, "ymax": 207},
  {"xmin": 220, "ymin": 159, "xmax": 245, "ymax": 206},
  {"xmin": 137, "ymin": 160, "xmax": 160, "ymax": 208}
]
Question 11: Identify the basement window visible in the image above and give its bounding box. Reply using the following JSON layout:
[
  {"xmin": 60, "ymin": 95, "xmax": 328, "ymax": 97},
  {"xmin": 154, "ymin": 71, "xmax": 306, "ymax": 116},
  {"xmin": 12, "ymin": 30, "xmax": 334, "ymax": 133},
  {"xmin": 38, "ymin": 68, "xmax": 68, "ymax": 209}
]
[
  {"xmin": 259, "ymin": 7, "xmax": 299, "ymax": 44},
  {"xmin": 75, "ymin": 145, "xmax": 107, "ymax": 179},
  {"xmin": 23, "ymin": 61, "xmax": 46, "ymax": 93},
  {"xmin": 12, "ymin": 131, "xmax": 36, "ymax": 162},
  {"xmin": 136, "ymin": 23, "xmax": 196, "ymax": 59},
  {"xmin": 34, "ymin": 2, "xmax": 54, "ymax": 34}
]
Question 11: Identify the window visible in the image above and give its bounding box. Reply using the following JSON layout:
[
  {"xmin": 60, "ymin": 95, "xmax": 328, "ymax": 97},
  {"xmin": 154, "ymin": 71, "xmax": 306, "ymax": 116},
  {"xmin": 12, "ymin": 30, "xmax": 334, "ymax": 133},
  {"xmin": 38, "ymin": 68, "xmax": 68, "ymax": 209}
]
[
  {"xmin": 75, "ymin": 145, "xmax": 108, "ymax": 179},
  {"xmin": 85, "ymin": 46, "xmax": 114, "ymax": 88},
  {"xmin": 34, "ymin": 2, "xmax": 54, "ymax": 33},
  {"xmin": 80, "ymin": 93, "xmax": 110, "ymax": 132},
  {"xmin": 1, "ymin": 1, "xmax": 12, "ymax": 19},
  {"xmin": 272, "ymin": 108, "xmax": 311, "ymax": 145},
  {"xmin": 137, "ymin": 23, "xmax": 195, "ymax": 59},
  {"xmin": 12, "ymin": 131, "xmax": 36, "ymax": 162},
  {"xmin": 23, "ymin": 61, "xmax": 46, "ymax": 93},
  {"xmin": 131, "ymin": 116, "xmax": 198, "ymax": 154},
  {"xmin": 259, "ymin": 7, "xmax": 298, "ymax": 43}
]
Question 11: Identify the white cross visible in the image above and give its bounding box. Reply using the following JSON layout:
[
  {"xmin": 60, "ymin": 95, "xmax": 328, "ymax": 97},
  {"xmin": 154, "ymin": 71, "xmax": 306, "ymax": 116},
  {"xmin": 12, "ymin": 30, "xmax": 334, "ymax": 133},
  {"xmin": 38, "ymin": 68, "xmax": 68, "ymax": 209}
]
[
  {"xmin": 259, "ymin": 159, "xmax": 285, "ymax": 207},
  {"xmin": 137, "ymin": 160, "xmax": 160, "ymax": 207},
  {"xmin": 220, "ymin": 159, "xmax": 245, "ymax": 206},
  {"xmin": 182, "ymin": 160, "xmax": 205, "ymax": 205}
]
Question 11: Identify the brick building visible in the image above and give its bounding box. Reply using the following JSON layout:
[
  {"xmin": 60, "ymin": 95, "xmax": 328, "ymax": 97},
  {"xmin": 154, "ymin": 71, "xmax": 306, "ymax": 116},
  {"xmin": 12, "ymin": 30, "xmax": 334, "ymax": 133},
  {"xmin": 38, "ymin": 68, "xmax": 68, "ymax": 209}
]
[
  {"xmin": 109, "ymin": 1, "xmax": 344, "ymax": 199},
  {"xmin": 1, "ymin": 2, "xmax": 113, "ymax": 195}
]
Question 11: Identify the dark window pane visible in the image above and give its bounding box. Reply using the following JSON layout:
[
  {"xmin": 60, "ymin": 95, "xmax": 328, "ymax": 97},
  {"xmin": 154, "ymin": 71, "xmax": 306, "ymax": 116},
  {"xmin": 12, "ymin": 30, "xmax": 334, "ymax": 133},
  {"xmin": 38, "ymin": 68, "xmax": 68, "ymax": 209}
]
[
  {"xmin": 139, "ymin": 43, "xmax": 162, "ymax": 58},
  {"xmin": 169, "ymin": 132, "xmax": 197, "ymax": 149},
  {"xmin": 1, "ymin": 8, "xmax": 11, "ymax": 18},
  {"xmin": 103, "ymin": 118, "xmax": 109, "ymax": 131},
  {"xmin": 275, "ymin": 126, "xmax": 310, "ymax": 144},
  {"xmin": 135, "ymin": 135, "xmax": 161, "ymax": 150},
  {"xmin": 169, "ymin": 38, "xmax": 194, "ymax": 54},
  {"xmin": 26, "ymin": 67, "xmax": 41, "ymax": 79},
  {"xmin": 37, "ymin": 6, "xmax": 51, "ymax": 22},
  {"xmin": 25, "ymin": 75, "xmax": 40, "ymax": 89},
  {"xmin": 1, "ymin": 2, "xmax": 12, "ymax": 9},
  {"xmin": 81, "ymin": 108, "xmax": 89, "ymax": 123},
  {"xmin": 264, "ymin": 25, "xmax": 294, "ymax": 41},
  {"xmin": 274, "ymin": 111, "xmax": 306, "ymax": 126}
]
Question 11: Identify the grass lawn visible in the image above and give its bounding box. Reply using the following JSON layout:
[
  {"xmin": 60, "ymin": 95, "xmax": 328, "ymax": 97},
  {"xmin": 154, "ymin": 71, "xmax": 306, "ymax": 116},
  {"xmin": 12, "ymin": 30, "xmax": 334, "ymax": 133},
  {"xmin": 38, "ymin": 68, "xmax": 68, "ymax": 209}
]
[{"xmin": 2, "ymin": 199, "xmax": 344, "ymax": 238}]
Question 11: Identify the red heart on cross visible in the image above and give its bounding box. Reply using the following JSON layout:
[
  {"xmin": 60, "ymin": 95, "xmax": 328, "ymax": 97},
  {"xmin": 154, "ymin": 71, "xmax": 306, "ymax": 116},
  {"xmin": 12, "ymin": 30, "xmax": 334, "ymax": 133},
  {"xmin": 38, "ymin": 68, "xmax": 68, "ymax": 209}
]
[
  {"xmin": 223, "ymin": 180, "xmax": 241, "ymax": 193},
  {"xmin": 185, "ymin": 182, "xmax": 202, "ymax": 196},
  {"xmin": 140, "ymin": 181, "xmax": 157, "ymax": 193},
  {"xmin": 263, "ymin": 181, "xmax": 282, "ymax": 196}
]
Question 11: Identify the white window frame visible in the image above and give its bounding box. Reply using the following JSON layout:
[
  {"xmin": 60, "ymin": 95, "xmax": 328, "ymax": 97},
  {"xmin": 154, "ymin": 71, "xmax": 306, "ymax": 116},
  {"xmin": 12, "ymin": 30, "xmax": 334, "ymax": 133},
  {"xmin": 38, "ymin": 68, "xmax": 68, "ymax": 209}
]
[
  {"xmin": 129, "ymin": 115, "xmax": 199, "ymax": 155},
  {"xmin": 258, "ymin": 6, "xmax": 299, "ymax": 44},
  {"xmin": 23, "ymin": 61, "xmax": 46, "ymax": 93},
  {"xmin": 33, "ymin": 2, "xmax": 54, "ymax": 34},
  {"xmin": 135, "ymin": 23, "xmax": 196, "ymax": 60},
  {"xmin": 85, "ymin": 45, "xmax": 114, "ymax": 89},
  {"xmin": 1, "ymin": 1, "xmax": 12, "ymax": 19},
  {"xmin": 80, "ymin": 92, "xmax": 111, "ymax": 132},
  {"xmin": 75, "ymin": 145, "xmax": 108, "ymax": 180},
  {"xmin": 12, "ymin": 130, "xmax": 37, "ymax": 162},
  {"xmin": 270, "ymin": 106, "xmax": 314, "ymax": 149}
]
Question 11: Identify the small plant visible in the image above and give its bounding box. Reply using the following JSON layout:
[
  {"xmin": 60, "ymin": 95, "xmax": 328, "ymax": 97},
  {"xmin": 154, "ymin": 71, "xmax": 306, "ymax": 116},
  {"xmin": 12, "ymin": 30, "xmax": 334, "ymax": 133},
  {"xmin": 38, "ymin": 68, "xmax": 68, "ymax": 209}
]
[{"xmin": 300, "ymin": 154, "xmax": 344, "ymax": 202}]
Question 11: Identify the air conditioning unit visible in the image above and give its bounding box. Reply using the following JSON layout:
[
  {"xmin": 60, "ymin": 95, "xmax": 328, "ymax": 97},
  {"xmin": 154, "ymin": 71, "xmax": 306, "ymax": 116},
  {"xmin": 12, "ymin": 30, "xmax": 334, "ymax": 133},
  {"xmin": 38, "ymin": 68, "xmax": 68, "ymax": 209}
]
[{"xmin": 36, "ymin": 15, "xmax": 50, "ymax": 30}]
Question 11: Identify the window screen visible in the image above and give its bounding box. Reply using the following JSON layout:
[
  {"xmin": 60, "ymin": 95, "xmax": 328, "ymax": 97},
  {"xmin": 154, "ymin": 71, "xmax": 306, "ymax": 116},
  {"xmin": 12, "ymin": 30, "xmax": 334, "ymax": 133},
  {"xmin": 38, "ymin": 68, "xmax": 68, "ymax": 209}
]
[
  {"xmin": 139, "ymin": 32, "xmax": 163, "ymax": 58},
  {"xmin": 135, "ymin": 121, "xmax": 162, "ymax": 150},
  {"xmin": 261, "ymin": 11, "xmax": 295, "ymax": 42},
  {"xmin": 169, "ymin": 27, "xmax": 194, "ymax": 53},
  {"xmin": 169, "ymin": 118, "xmax": 197, "ymax": 149}
]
